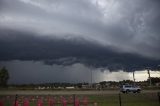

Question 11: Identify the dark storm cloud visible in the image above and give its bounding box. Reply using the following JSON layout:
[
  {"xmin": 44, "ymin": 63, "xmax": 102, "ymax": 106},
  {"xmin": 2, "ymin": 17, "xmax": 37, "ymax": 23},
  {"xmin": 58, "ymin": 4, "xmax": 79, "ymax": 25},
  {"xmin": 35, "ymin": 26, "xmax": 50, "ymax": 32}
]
[
  {"xmin": 0, "ymin": 29, "xmax": 160, "ymax": 71},
  {"xmin": 0, "ymin": 0, "xmax": 160, "ymax": 71}
]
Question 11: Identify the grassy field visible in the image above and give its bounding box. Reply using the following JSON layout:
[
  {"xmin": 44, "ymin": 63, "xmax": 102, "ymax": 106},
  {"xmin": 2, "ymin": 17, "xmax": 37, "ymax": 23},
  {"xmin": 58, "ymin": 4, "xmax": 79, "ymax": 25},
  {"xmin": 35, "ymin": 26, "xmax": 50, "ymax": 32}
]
[
  {"xmin": 0, "ymin": 91, "xmax": 160, "ymax": 106},
  {"xmin": 89, "ymin": 93, "xmax": 160, "ymax": 106}
]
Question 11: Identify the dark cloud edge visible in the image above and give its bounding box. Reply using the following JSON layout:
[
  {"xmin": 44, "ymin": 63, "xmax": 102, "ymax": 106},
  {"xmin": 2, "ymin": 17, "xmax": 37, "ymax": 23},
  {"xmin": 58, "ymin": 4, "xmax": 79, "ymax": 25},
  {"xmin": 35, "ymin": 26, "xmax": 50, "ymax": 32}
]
[{"xmin": 0, "ymin": 28, "xmax": 160, "ymax": 71}]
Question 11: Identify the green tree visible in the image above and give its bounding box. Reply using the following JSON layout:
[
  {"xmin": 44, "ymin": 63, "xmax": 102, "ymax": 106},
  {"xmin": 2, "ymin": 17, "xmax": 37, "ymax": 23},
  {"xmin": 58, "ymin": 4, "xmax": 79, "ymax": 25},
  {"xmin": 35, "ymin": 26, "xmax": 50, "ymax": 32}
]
[
  {"xmin": 147, "ymin": 77, "xmax": 160, "ymax": 85},
  {"xmin": 0, "ymin": 67, "xmax": 9, "ymax": 87}
]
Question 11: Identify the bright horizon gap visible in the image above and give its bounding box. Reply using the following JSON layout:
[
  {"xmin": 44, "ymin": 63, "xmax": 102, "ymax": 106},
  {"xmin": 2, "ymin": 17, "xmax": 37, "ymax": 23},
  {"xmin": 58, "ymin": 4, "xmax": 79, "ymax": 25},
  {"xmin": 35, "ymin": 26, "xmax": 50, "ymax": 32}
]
[{"xmin": 1, "ymin": 60, "xmax": 159, "ymax": 84}]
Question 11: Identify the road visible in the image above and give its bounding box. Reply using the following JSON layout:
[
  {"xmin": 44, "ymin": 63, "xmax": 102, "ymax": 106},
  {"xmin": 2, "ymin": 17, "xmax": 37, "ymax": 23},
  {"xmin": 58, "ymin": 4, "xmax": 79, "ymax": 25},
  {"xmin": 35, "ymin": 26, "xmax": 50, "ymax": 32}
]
[{"xmin": 0, "ymin": 90, "xmax": 160, "ymax": 95}]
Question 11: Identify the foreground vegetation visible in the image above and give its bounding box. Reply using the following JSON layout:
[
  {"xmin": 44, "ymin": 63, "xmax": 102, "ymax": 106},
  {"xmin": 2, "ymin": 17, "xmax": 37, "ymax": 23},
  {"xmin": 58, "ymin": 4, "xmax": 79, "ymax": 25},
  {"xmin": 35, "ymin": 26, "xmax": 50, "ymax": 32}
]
[{"xmin": 0, "ymin": 92, "xmax": 160, "ymax": 106}]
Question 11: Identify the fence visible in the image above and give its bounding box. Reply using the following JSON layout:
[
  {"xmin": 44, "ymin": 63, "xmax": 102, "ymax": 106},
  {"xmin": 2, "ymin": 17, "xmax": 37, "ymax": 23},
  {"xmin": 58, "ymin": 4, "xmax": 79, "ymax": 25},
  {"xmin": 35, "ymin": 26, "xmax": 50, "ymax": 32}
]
[
  {"xmin": 0, "ymin": 92, "xmax": 160, "ymax": 106},
  {"xmin": 0, "ymin": 94, "xmax": 97, "ymax": 106}
]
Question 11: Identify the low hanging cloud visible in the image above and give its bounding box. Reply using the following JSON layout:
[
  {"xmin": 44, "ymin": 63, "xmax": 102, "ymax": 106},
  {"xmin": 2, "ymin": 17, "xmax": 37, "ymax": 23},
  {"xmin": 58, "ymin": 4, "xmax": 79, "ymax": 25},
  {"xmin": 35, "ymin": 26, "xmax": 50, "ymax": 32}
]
[
  {"xmin": 0, "ymin": 0, "xmax": 160, "ymax": 71},
  {"xmin": 0, "ymin": 29, "xmax": 159, "ymax": 71},
  {"xmin": 0, "ymin": 60, "xmax": 135, "ymax": 84}
]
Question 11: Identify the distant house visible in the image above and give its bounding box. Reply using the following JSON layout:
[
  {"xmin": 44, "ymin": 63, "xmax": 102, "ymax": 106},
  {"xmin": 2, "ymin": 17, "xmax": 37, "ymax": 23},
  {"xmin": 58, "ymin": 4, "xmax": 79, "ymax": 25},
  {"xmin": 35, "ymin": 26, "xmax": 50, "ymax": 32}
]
[
  {"xmin": 95, "ymin": 83, "xmax": 101, "ymax": 90},
  {"xmin": 82, "ymin": 84, "xmax": 89, "ymax": 89}
]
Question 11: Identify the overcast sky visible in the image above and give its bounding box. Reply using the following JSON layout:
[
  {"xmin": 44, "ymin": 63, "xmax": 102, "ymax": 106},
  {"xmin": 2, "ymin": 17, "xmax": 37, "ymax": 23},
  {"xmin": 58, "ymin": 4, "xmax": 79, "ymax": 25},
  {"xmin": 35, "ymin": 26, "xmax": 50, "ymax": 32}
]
[{"xmin": 0, "ymin": 0, "xmax": 160, "ymax": 83}]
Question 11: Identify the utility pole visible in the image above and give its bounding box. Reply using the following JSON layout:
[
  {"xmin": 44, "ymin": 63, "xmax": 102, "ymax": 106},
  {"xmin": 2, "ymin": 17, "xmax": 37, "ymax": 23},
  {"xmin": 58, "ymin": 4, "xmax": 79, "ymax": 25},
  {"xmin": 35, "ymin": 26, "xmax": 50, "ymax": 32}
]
[
  {"xmin": 90, "ymin": 68, "xmax": 92, "ymax": 88},
  {"xmin": 147, "ymin": 69, "xmax": 152, "ymax": 86},
  {"xmin": 133, "ymin": 71, "xmax": 135, "ymax": 86}
]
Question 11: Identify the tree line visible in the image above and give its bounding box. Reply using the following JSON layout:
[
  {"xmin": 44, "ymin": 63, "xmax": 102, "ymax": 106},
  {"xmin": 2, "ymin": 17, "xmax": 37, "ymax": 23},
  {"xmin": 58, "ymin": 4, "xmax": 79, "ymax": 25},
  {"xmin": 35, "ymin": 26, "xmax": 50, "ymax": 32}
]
[{"xmin": 0, "ymin": 67, "xmax": 9, "ymax": 87}]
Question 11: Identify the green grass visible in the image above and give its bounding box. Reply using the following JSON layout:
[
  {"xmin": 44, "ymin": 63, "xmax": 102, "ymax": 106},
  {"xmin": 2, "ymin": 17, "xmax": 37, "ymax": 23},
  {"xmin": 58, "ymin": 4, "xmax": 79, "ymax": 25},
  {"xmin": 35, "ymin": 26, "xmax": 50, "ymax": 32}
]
[
  {"xmin": 89, "ymin": 93, "xmax": 160, "ymax": 106},
  {"xmin": 1, "ymin": 92, "xmax": 160, "ymax": 106}
]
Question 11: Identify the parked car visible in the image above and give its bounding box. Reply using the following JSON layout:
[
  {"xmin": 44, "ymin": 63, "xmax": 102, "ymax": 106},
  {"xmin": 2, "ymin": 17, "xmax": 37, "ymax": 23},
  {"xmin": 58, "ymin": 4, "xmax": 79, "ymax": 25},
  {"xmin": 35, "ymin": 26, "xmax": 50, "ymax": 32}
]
[{"xmin": 120, "ymin": 85, "xmax": 141, "ymax": 93}]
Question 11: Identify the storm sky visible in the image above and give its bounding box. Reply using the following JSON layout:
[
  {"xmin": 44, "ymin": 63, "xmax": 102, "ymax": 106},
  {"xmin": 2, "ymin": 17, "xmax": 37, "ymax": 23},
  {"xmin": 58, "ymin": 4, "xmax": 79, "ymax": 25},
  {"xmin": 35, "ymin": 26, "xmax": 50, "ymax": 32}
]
[{"xmin": 0, "ymin": 0, "xmax": 160, "ymax": 83}]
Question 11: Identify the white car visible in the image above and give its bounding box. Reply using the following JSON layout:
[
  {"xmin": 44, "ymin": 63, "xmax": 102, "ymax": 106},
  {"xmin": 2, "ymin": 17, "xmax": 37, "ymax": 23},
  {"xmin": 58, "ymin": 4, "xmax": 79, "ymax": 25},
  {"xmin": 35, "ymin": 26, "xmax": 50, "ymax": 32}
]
[{"xmin": 120, "ymin": 85, "xmax": 141, "ymax": 93}]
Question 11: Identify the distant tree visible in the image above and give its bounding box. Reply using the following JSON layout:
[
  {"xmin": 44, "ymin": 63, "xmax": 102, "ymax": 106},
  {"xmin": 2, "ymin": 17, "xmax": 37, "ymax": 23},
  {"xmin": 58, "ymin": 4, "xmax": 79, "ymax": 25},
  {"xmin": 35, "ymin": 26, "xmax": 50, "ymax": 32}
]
[
  {"xmin": 147, "ymin": 77, "xmax": 160, "ymax": 85},
  {"xmin": 99, "ymin": 81, "xmax": 107, "ymax": 88},
  {"xmin": 119, "ymin": 80, "xmax": 133, "ymax": 85},
  {"xmin": 0, "ymin": 67, "xmax": 9, "ymax": 87}
]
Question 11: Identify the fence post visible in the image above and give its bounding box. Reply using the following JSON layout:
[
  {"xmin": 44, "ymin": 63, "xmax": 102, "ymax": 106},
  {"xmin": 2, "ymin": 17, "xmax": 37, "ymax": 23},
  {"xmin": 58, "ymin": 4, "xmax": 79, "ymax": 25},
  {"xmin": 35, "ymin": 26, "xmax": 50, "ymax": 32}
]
[
  {"xmin": 14, "ymin": 94, "xmax": 18, "ymax": 106},
  {"xmin": 118, "ymin": 93, "xmax": 122, "ymax": 106},
  {"xmin": 158, "ymin": 92, "xmax": 160, "ymax": 104},
  {"xmin": 73, "ymin": 94, "xmax": 75, "ymax": 106}
]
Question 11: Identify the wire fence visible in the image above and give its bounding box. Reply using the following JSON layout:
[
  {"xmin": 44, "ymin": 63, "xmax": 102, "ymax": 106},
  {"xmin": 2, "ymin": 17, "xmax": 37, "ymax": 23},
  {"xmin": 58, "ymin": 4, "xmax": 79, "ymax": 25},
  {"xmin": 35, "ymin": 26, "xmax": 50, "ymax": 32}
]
[{"xmin": 0, "ymin": 92, "xmax": 160, "ymax": 106}]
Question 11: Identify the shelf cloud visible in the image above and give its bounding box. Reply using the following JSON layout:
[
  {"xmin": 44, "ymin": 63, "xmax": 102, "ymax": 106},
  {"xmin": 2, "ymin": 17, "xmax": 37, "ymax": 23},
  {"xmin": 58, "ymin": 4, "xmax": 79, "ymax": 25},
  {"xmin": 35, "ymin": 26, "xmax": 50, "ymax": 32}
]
[{"xmin": 0, "ymin": 0, "xmax": 160, "ymax": 71}]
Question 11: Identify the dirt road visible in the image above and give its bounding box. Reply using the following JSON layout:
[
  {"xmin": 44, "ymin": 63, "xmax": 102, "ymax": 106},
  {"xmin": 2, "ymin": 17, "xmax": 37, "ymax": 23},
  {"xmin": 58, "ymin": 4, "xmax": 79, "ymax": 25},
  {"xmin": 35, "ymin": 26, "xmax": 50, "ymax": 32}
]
[{"xmin": 0, "ymin": 90, "xmax": 160, "ymax": 95}]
